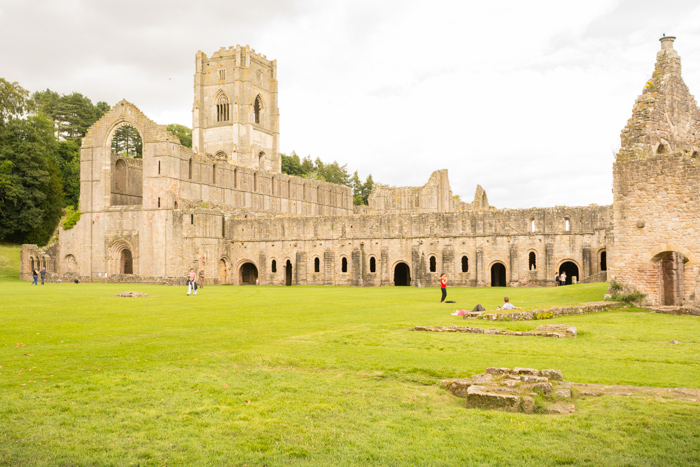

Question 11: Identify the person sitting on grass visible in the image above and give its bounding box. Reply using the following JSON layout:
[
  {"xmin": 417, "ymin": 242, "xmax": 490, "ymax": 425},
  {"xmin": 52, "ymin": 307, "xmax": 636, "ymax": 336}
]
[{"xmin": 497, "ymin": 297, "xmax": 520, "ymax": 310}]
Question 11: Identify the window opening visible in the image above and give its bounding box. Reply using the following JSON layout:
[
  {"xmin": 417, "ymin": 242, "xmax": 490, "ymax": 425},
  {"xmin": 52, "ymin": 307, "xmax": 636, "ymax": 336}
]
[
  {"xmin": 531, "ymin": 219, "xmax": 535, "ymax": 232},
  {"xmin": 461, "ymin": 255, "xmax": 468, "ymax": 272},
  {"xmin": 429, "ymin": 255, "xmax": 436, "ymax": 273},
  {"xmin": 213, "ymin": 164, "xmax": 216, "ymax": 184},
  {"xmin": 158, "ymin": 161, "xmax": 161, "ymax": 174},
  {"xmin": 271, "ymin": 260, "xmax": 277, "ymax": 273},
  {"xmin": 600, "ymin": 251, "xmax": 607, "ymax": 271},
  {"xmin": 111, "ymin": 124, "xmax": 142, "ymax": 158},
  {"xmin": 217, "ymin": 93, "xmax": 230, "ymax": 122},
  {"xmin": 188, "ymin": 159, "xmax": 193, "ymax": 180},
  {"xmin": 222, "ymin": 217, "xmax": 226, "ymax": 237},
  {"xmin": 158, "ymin": 197, "xmax": 161, "ymax": 208},
  {"xmin": 254, "ymin": 173, "xmax": 257, "ymax": 192},
  {"xmin": 342, "ymin": 257, "xmax": 348, "ymax": 273},
  {"xmin": 314, "ymin": 257, "xmax": 320, "ymax": 273},
  {"xmin": 529, "ymin": 252, "xmax": 537, "ymax": 270},
  {"xmin": 254, "ymin": 95, "xmax": 262, "ymax": 124},
  {"xmin": 233, "ymin": 168, "xmax": 237, "ymax": 188},
  {"xmin": 218, "ymin": 68, "xmax": 225, "ymax": 81},
  {"xmin": 370, "ymin": 257, "xmax": 376, "ymax": 273},
  {"xmin": 190, "ymin": 214, "xmax": 194, "ymax": 225},
  {"xmin": 565, "ymin": 218, "xmax": 570, "ymax": 231}
]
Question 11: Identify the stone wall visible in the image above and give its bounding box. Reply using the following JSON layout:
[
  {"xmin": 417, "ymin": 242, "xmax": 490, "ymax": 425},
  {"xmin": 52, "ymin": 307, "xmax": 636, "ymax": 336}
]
[{"xmin": 611, "ymin": 36, "xmax": 700, "ymax": 306}]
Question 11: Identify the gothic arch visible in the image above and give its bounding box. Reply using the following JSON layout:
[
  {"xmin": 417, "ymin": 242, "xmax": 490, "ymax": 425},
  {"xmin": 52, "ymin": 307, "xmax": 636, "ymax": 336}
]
[
  {"xmin": 254, "ymin": 94, "xmax": 264, "ymax": 124},
  {"xmin": 647, "ymin": 244, "xmax": 695, "ymax": 265},
  {"xmin": 215, "ymin": 90, "xmax": 231, "ymax": 122},
  {"xmin": 108, "ymin": 240, "xmax": 136, "ymax": 275}
]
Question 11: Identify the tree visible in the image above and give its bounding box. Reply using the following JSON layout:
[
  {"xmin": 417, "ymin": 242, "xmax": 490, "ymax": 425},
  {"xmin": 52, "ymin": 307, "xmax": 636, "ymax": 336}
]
[
  {"xmin": 281, "ymin": 152, "xmax": 306, "ymax": 176},
  {"xmin": 33, "ymin": 90, "xmax": 109, "ymax": 140},
  {"xmin": 0, "ymin": 115, "xmax": 64, "ymax": 245},
  {"xmin": 111, "ymin": 125, "xmax": 143, "ymax": 158},
  {"xmin": 167, "ymin": 123, "xmax": 192, "ymax": 148},
  {"xmin": 0, "ymin": 78, "xmax": 31, "ymax": 124}
]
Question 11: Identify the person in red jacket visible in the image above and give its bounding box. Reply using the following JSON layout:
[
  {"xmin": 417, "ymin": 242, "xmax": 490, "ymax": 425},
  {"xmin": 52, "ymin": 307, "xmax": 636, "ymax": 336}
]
[{"xmin": 440, "ymin": 273, "xmax": 448, "ymax": 303}]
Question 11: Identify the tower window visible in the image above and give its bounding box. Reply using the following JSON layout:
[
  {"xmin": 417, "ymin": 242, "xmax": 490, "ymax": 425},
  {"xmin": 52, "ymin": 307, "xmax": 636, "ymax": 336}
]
[
  {"xmin": 158, "ymin": 197, "xmax": 161, "ymax": 208},
  {"xmin": 529, "ymin": 252, "xmax": 537, "ymax": 270},
  {"xmin": 188, "ymin": 159, "xmax": 193, "ymax": 180},
  {"xmin": 158, "ymin": 160, "xmax": 161, "ymax": 175},
  {"xmin": 254, "ymin": 95, "xmax": 262, "ymax": 124},
  {"xmin": 217, "ymin": 93, "xmax": 230, "ymax": 122},
  {"xmin": 565, "ymin": 218, "xmax": 570, "ymax": 231},
  {"xmin": 218, "ymin": 68, "xmax": 225, "ymax": 81},
  {"xmin": 531, "ymin": 219, "xmax": 535, "ymax": 232},
  {"xmin": 271, "ymin": 259, "xmax": 277, "ymax": 273},
  {"xmin": 190, "ymin": 214, "xmax": 194, "ymax": 225}
]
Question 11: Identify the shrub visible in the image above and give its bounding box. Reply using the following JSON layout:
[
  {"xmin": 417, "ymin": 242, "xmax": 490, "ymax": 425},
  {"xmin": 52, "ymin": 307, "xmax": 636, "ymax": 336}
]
[{"xmin": 62, "ymin": 206, "xmax": 82, "ymax": 230}]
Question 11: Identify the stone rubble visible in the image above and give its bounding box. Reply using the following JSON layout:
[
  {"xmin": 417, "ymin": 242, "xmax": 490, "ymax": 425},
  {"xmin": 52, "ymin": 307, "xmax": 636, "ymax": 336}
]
[{"xmin": 413, "ymin": 324, "xmax": 577, "ymax": 338}]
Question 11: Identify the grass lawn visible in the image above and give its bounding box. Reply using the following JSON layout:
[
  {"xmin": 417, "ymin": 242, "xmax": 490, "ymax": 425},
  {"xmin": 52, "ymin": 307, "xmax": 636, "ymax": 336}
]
[{"xmin": 1, "ymin": 273, "xmax": 700, "ymax": 466}]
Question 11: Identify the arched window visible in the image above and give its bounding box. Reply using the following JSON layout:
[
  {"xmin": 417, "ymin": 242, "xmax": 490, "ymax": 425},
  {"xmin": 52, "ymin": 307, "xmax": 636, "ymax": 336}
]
[
  {"xmin": 531, "ymin": 219, "xmax": 536, "ymax": 232},
  {"xmin": 341, "ymin": 257, "xmax": 348, "ymax": 273},
  {"xmin": 461, "ymin": 255, "xmax": 468, "ymax": 272},
  {"xmin": 254, "ymin": 173, "xmax": 258, "ymax": 192},
  {"xmin": 217, "ymin": 93, "xmax": 230, "ymax": 122},
  {"xmin": 233, "ymin": 168, "xmax": 237, "ymax": 188},
  {"xmin": 600, "ymin": 251, "xmax": 607, "ymax": 271},
  {"xmin": 271, "ymin": 259, "xmax": 277, "ymax": 273},
  {"xmin": 188, "ymin": 159, "xmax": 193, "ymax": 180},
  {"xmin": 529, "ymin": 252, "xmax": 537, "ymax": 270},
  {"xmin": 254, "ymin": 95, "xmax": 262, "ymax": 124},
  {"xmin": 259, "ymin": 152, "xmax": 266, "ymax": 170},
  {"xmin": 114, "ymin": 159, "xmax": 127, "ymax": 192},
  {"xmin": 370, "ymin": 257, "xmax": 376, "ymax": 273},
  {"xmin": 212, "ymin": 164, "xmax": 217, "ymax": 184},
  {"xmin": 565, "ymin": 218, "xmax": 570, "ymax": 231},
  {"xmin": 314, "ymin": 257, "xmax": 320, "ymax": 273},
  {"xmin": 158, "ymin": 160, "xmax": 161, "ymax": 175},
  {"xmin": 429, "ymin": 255, "xmax": 437, "ymax": 273}
]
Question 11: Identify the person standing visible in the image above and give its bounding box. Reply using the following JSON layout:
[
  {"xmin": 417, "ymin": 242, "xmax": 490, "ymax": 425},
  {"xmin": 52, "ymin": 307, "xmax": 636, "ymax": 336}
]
[
  {"xmin": 32, "ymin": 269, "xmax": 39, "ymax": 285},
  {"xmin": 560, "ymin": 271, "xmax": 567, "ymax": 286},
  {"xmin": 554, "ymin": 273, "xmax": 560, "ymax": 286},
  {"xmin": 40, "ymin": 266, "xmax": 47, "ymax": 285},
  {"xmin": 198, "ymin": 267, "xmax": 205, "ymax": 290},
  {"xmin": 440, "ymin": 273, "xmax": 448, "ymax": 303},
  {"xmin": 187, "ymin": 268, "xmax": 198, "ymax": 296}
]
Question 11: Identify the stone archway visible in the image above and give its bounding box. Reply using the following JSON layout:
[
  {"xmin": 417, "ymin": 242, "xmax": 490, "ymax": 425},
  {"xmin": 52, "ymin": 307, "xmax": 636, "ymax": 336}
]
[
  {"xmin": 394, "ymin": 262, "xmax": 411, "ymax": 286},
  {"xmin": 558, "ymin": 261, "xmax": 580, "ymax": 285},
  {"xmin": 239, "ymin": 262, "xmax": 258, "ymax": 285},
  {"xmin": 109, "ymin": 240, "xmax": 135, "ymax": 276},
  {"xmin": 120, "ymin": 249, "xmax": 133, "ymax": 274},
  {"xmin": 490, "ymin": 262, "xmax": 506, "ymax": 287},
  {"xmin": 218, "ymin": 257, "xmax": 231, "ymax": 284},
  {"xmin": 285, "ymin": 260, "xmax": 293, "ymax": 286},
  {"xmin": 654, "ymin": 251, "xmax": 685, "ymax": 306}
]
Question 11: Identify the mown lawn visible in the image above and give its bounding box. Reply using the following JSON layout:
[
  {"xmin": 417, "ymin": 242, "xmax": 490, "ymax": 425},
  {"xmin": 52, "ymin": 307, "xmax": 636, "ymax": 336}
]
[{"xmin": 1, "ymin": 276, "xmax": 700, "ymax": 466}]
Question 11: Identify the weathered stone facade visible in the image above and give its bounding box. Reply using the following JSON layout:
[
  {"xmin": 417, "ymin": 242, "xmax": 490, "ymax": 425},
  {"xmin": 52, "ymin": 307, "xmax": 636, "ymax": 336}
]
[
  {"xmin": 25, "ymin": 38, "xmax": 699, "ymax": 294},
  {"xmin": 611, "ymin": 36, "xmax": 700, "ymax": 306}
]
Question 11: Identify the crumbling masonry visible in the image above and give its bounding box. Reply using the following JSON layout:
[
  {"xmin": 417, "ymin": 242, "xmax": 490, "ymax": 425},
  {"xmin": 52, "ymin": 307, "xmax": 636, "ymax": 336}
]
[{"xmin": 21, "ymin": 38, "xmax": 700, "ymax": 306}]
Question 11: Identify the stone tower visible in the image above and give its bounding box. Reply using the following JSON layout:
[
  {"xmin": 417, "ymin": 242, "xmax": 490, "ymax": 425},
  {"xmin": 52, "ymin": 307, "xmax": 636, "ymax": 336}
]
[
  {"xmin": 192, "ymin": 45, "xmax": 280, "ymax": 173},
  {"xmin": 611, "ymin": 36, "xmax": 700, "ymax": 307}
]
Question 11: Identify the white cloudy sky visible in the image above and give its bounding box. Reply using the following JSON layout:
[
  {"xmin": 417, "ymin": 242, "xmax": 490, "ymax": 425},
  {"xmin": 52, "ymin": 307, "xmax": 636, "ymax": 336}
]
[{"xmin": 2, "ymin": 0, "xmax": 700, "ymax": 208}]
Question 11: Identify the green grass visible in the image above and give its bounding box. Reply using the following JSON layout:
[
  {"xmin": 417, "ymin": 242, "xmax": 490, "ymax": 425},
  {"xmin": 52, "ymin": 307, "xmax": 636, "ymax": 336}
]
[
  {"xmin": 1, "ymin": 255, "xmax": 700, "ymax": 465},
  {"xmin": 0, "ymin": 243, "xmax": 20, "ymax": 280}
]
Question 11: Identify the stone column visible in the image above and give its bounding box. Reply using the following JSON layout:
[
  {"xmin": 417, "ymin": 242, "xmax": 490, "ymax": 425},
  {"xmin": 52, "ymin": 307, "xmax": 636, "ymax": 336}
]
[
  {"xmin": 509, "ymin": 245, "xmax": 518, "ymax": 284},
  {"xmin": 295, "ymin": 251, "xmax": 306, "ymax": 285},
  {"xmin": 324, "ymin": 249, "xmax": 335, "ymax": 286},
  {"xmin": 476, "ymin": 247, "xmax": 484, "ymax": 287},
  {"xmin": 582, "ymin": 246, "xmax": 591, "ymax": 279},
  {"xmin": 352, "ymin": 247, "xmax": 362, "ymax": 287},
  {"xmin": 545, "ymin": 243, "xmax": 554, "ymax": 285},
  {"xmin": 381, "ymin": 247, "xmax": 389, "ymax": 286}
]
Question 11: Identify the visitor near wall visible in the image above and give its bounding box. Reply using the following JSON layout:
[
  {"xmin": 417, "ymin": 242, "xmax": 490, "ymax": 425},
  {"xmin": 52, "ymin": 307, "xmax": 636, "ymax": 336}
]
[
  {"xmin": 187, "ymin": 268, "xmax": 198, "ymax": 296},
  {"xmin": 32, "ymin": 269, "xmax": 39, "ymax": 285},
  {"xmin": 440, "ymin": 273, "xmax": 448, "ymax": 303},
  {"xmin": 40, "ymin": 267, "xmax": 46, "ymax": 285},
  {"xmin": 198, "ymin": 267, "xmax": 205, "ymax": 289},
  {"xmin": 555, "ymin": 273, "xmax": 560, "ymax": 286},
  {"xmin": 560, "ymin": 272, "xmax": 567, "ymax": 286}
]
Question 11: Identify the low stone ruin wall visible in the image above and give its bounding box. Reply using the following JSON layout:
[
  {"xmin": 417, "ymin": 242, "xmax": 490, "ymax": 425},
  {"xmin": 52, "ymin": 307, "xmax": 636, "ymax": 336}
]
[
  {"xmin": 441, "ymin": 367, "xmax": 575, "ymax": 414},
  {"xmin": 473, "ymin": 301, "xmax": 619, "ymax": 322},
  {"xmin": 414, "ymin": 324, "xmax": 577, "ymax": 338}
]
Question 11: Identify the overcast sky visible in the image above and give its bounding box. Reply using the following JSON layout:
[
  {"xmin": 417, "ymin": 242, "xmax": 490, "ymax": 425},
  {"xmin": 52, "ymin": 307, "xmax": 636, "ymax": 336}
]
[{"xmin": 2, "ymin": 0, "xmax": 699, "ymax": 208}]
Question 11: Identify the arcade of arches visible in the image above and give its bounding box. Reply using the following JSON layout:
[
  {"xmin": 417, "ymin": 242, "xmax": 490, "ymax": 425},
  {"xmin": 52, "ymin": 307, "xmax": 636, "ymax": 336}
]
[{"xmin": 240, "ymin": 262, "xmax": 258, "ymax": 285}]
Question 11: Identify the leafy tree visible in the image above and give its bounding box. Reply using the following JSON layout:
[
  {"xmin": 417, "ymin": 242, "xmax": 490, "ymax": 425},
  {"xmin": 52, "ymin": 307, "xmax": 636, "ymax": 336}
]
[
  {"xmin": 0, "ymin": 115, "xmax": 64, "ymax": 245},
  {"xmin": 111, "ymin": 125, "xmax": 143, "ymax": 158},
  {"xmin": 167, "ymin": 123, "xmax": 192, "ymax": 148},
  {"xmin": 0, "ymin": 78, "xmax": 32, "ymax": 124},
  {"xmin": 281, "ymin": 152, "xmax": 306, "ymax": 176},
  {"xmin": 33, "ymin": 90, "xmax": 109, "ymax": 140}
]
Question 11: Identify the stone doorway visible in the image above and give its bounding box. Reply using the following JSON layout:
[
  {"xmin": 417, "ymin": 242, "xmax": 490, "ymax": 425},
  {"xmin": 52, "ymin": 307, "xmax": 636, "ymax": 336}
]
[
  {"xmin": 285, "ymin": 260, "xmax": 292, "ymax": 286},
  {"xmin": 490, "ymin": 263, "xmax": 506, "ymax": 287},
  {"xmin": 239, "ymin": 262, "xmax": 258, "ymax": 285},
  {"xmin": 218, "ymin": 258, "xmax": 231, "ymax": 284},
  {"xmin": 658, "ymin": 252, "xmax": 685, "ymax": 306},
  {"xmin": 558, "ymin": 262, "xmax": 579, "ymax": 285},
  {"xmin": 394, "ymin": 262, "xmax": 411, "ymax": 286},
  {"xmin": 121, "ymin": 249, "xmax": 133, "ymax": 274}
]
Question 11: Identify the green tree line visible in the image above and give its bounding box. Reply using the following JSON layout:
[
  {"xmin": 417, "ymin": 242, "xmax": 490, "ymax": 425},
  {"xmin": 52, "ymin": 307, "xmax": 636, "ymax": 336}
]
[{"xmin": 281, "ymin": 152, "xmax": 374, "ymax": 205}]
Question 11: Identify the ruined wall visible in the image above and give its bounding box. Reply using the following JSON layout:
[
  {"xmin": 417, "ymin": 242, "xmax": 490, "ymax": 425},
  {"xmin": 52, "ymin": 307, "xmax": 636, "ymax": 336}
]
[
  {"xmin": 222, "ymin": 205, "xmax": 609, "ymax": 287},
  {"xmin": 368, "ymin": 170, "xmax": 454, "ymax": 213},
  {"xmin": 611, "ymin": 36, "xmax": 700, "ymax": 306}
]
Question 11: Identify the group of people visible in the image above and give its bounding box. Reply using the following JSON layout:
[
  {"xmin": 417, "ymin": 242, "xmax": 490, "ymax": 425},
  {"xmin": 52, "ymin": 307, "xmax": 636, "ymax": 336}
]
[
  {"xmin": 440, "ymin": 272, "xmax": 521, "ymax": 314},
  {"xmin": 187, "ymin": 267, "xmax": 206, "ymax": 295},
  {"xmin": 555, "ymin": 272, "xmax": 567, "ymax": 286},
  {"xmin": 31, "ymin": 267, "xmax": 46, "ymax": 285}
]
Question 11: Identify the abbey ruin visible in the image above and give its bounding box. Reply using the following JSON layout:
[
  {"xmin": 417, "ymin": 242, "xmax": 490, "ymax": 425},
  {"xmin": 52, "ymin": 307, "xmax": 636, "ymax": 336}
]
[{"xmin": 21, "ymin": 38, "xmax": 700, "ymax": 307}]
